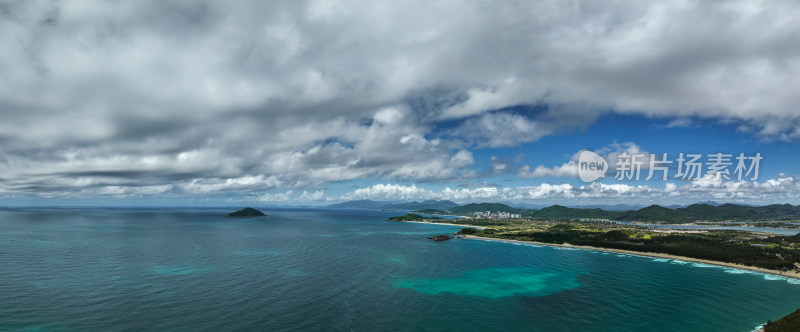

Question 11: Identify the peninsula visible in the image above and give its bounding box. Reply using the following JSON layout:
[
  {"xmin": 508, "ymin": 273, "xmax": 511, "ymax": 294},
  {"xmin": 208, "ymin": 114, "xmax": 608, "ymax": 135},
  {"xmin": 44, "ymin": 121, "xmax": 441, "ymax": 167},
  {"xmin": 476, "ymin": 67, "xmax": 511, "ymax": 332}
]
[
  {"xmin": 387, "ymin": 213, "xmax": 441, "ymax": 221},
  {"xmin": 760, "ymin": 308, "xmax": 800, "ymax": 331},
  {"xmin": 387, "ymin": 205, "xmax": 800, "ymax": 278}
]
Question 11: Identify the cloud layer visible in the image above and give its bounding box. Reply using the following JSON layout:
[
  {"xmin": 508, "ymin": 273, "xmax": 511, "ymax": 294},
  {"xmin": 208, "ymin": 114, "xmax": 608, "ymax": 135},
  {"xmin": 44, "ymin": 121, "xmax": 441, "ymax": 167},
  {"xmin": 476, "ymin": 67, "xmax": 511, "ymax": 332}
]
[
  {"xmin": 2, "ymin": 1, "xmax": 800, "ymax": 200},
  {"xmin": 317, "ymin": 174, "xmax": 800, "ymax": 205}
]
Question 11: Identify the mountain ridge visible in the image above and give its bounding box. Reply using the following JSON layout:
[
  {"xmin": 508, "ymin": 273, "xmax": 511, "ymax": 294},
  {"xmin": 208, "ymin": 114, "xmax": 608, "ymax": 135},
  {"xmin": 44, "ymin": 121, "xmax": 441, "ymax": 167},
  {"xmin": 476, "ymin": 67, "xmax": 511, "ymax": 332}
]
[{"xmin": 326, "ymin": 200, "xmax": 800, "ymax": 223}]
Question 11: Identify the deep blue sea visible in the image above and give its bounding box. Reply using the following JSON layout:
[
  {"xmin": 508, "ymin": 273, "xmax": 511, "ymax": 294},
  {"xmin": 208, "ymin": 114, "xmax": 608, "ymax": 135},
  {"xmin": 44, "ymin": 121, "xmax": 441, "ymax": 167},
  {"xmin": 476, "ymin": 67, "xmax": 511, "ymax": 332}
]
[{"xmin": 2, "ymin": 207, "xmax": 800, "ymax": 331}]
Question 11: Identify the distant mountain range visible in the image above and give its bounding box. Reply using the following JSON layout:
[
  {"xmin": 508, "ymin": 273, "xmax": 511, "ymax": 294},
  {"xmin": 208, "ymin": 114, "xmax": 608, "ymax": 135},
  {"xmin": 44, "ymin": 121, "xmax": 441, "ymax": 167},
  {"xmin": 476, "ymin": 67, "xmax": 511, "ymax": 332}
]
[
  {"xmin": 382, "ymin": 200, "xmax": 459, "ymax": 211},
  {"xmin": 325, "ymin": 200, "xmax": 387, "ymax": 209},
  {"xmin": 520, "ymin": 201, "xmax": 755, "ymax": 211},
  {"xmin": 326, "ymin": 200, "xmax": 800, "ymax": 223}
]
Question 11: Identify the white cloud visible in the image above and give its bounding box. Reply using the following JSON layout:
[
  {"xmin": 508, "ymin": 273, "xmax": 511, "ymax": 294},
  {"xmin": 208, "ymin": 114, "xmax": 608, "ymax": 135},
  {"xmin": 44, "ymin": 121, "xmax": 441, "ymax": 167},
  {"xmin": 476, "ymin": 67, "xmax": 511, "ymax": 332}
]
[
  {"xmin": 519, "ymin": 142, "xmax": 653, "ymax": 179},
  {"xmin": 373, "ymin": 106, "xmax": 406, "ymax": 125},
  {"xmin": 180, "ymin": 176, "xmax": 284, "ymax": 194},
  {"xmin": 515, "ymin": 184, "xmax": 575, "ymax": 199},
  {"xmin": 449, "ymin": 150, "xmax": 474, "ymax": 168},
  {"xmin": 341, "ymin": 184, "xmax": 433, "ymax": 201},
  {"xmin": 257, "ymin": 190, "xmax": 294, "ymax": 202},
  {"xmin": 83, "ymin": 185, "xmax": 174, "ymax": 197},
  {"xmin": 576, "ymin": 183, "xmax": 652, "ymax": 198},
  {"xmin": 330, "ymin": 174, "xmax": 800, "ymax": 205},
  {"xmin": 298, "ymin": 190, "xmax": 327, "ymax": 201},
  {"xmin": 439, "ymin": 82, "xmax": 522, "ymax": 120},
  {"xmin": 452, "ymin": 112, "xmax": 551, "ymax": 148},
  {"xmin": 518, "ymin": 163, "xmax": 578, "ymax": 178},
  {"xmin": 440, "ymin": 187, "xmax": 501, "ymax": 201},
  {"xmin": 690, "ymin": 174, "xmax": 725, "ymax": 188},
  {"xmin": 666, "ymin": 118, "xmax": 694, "ymax": 128},
  {"xmin": 2, "ymin": 1, "xmax": 800, "ymax": 200}
]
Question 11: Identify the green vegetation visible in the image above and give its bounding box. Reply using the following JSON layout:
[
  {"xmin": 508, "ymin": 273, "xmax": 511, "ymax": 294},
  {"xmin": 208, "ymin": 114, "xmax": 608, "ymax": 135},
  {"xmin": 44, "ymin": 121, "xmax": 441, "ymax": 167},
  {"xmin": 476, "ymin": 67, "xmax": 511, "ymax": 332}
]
[
  {"xmin": 442, "ymin": 217, "xmax": 800, "ymax": 272},
  {"xmin": 387, "ymin": 213, "xmax": 442, "ymax": 221},
  {"xmin": 334, "ymin": 199, "xmax": 800, "ymax": 223},
  {"xmin": 450, "ymin": 203, "xmax": 524, "ymax": 215},
  {"xmin": 427, "ymin": 234, "xmax": 453, "ymax": 241},
  {"xmin": 386, "ymin": 202, "xmax": 800, "ymax": 274},
  {"xmin": 459, "ymin": 227, "xmax": 481, "ymax": 235},
  {"xmin": 748, "ymin": 222, "xmax": 800, "ymax": 229},
  {"xmin": 225, "ymin": 207, "xmax": 267, "ymax": 218},
  {"xmin": 521, "ymin": 203, "xmax": 800, "ymax": 223},
  {"xmin": 529, "ymin": 205, "xmax": 617, "ymax": 219},
  {"xmin": 618, "ymin": 203, "xmax": 800, "ymax": 222},
  {"xmin": 765, "ymin": 308, "xmax": 800, "ymax": 332},
  {"xmin": 417, "ymin": 202, "xmax": 800, "ymax": 223},
  {"xmin": 413, "ymin": 209, "xmax": 450, "ymax": 215},
  {"xmin": 617, "ymin": 205, "xmax": 677, "ymax": 222}
]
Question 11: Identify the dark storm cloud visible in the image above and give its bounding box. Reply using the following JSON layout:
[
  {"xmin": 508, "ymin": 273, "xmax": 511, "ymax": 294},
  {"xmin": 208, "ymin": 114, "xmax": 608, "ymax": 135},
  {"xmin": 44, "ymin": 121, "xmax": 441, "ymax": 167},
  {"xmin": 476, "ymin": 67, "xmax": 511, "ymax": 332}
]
[{"xmin": 1, "ymin": 0, "xmax": 800, "ymax": 199}]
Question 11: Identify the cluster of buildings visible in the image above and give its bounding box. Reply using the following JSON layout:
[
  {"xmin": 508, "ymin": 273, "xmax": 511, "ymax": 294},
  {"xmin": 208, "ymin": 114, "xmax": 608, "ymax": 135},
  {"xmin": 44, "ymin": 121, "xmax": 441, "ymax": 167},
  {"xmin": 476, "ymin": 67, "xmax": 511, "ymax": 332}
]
[
  {"xmin": 578, "ymin": 218, "xmax": 619, "ymax": 224},
  {"xmin": 471, "ymin": 211, "xmax": 522, "ymax": 219}
]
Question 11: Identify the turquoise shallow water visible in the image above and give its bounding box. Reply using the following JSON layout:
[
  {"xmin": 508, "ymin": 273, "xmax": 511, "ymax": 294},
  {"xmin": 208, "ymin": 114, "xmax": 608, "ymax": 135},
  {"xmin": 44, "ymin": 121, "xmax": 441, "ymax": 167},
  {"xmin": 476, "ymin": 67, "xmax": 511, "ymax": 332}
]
[
  {"xmin": 1, "ymin": 207, "xmax": 800, "ymax": 331},
  {"xmin": 395, "ymin": 267, "xmax": 582, "ymax": 298}
]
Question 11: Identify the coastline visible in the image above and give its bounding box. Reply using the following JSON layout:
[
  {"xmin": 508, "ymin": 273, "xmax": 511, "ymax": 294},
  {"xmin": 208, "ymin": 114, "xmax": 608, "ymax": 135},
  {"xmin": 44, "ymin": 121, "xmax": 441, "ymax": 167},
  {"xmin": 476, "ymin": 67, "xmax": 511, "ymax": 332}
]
[
  {"xmin": 414, "ymin": 213, "xmax": 467, "ymax": 219},
  {"xmin": 461, "ymin": 235, "xmax": 800, "ymax": 280}
]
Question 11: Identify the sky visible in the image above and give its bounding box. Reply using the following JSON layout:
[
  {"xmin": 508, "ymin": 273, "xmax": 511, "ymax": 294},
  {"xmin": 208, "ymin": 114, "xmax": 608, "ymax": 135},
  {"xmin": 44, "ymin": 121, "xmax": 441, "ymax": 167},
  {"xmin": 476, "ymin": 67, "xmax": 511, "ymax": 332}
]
[{"xmin": 1, "ymin": 0, "xmax": 800, "ymax": 207}]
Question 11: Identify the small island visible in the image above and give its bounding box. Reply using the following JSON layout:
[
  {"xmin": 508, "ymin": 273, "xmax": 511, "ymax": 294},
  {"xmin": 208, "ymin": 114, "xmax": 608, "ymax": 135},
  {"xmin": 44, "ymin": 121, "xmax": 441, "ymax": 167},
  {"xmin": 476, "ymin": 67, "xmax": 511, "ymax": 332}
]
[
  {"xmin": 225, "ymin": 207, "xmax": 267, "ymax": 218},
  {"xmin": 427, "ymin": 234, "xmax": 454, "ymax": 241}
]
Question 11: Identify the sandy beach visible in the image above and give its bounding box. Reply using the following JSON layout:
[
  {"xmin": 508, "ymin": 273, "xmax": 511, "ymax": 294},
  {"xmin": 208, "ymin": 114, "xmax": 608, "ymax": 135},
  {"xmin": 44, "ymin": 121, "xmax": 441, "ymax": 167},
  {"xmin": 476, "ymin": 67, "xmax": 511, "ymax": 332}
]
[{"xmin": 462, "ymin": 235, "xmax": 800, "ymax": 280}]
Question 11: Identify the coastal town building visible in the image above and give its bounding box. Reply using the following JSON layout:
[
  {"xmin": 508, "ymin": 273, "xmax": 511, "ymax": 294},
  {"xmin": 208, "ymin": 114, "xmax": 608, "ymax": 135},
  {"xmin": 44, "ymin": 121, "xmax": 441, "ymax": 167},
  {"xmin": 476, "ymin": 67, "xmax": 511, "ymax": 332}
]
[{"xmin": 471, "ymin": 211, "xmax": 522, "ymax": 219}]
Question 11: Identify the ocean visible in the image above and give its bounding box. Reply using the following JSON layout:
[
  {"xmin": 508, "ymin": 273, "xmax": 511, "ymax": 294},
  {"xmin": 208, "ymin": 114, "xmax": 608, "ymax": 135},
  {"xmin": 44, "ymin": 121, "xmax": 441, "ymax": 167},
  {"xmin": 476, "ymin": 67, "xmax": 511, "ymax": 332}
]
[{"xmin": 1, "ymin": 207, "xmax": 799, "ymax": 331}]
